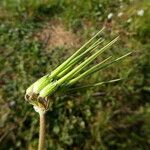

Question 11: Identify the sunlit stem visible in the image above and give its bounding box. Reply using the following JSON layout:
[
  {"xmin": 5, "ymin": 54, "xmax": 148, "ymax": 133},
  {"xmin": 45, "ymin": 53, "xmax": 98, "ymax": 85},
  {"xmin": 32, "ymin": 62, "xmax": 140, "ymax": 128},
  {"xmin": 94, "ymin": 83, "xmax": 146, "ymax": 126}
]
[{"xmin": 34, "ymin": 106, "xmax": 46, "ymax": 150}]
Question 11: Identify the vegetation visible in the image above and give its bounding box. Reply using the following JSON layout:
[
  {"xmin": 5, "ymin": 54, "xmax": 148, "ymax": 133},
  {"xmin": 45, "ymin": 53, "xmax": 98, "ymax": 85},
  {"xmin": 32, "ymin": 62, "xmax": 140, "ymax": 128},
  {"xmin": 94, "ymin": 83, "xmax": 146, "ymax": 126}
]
[{"xmin": 0, "ymin": 0, "xmax": 150, "ymax": 149}]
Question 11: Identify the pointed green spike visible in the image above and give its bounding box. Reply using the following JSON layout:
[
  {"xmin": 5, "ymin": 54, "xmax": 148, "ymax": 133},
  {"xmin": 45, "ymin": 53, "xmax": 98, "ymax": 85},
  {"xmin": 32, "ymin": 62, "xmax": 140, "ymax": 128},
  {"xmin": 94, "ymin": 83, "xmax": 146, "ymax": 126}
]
[
  {"xmin": 68, "ymin": 52, "xmax": 132, "ymax": 86},
  {"xmin": 91, "ymin": 52, "xmax": 132, "ymax": 73},
  {"xmin": 57, "ymin": 39, "xmax": 104, "ymax": 78},
  {"xmin": 68, "ymin": 78, "xmax": 122, "ymax": 91},
  {"xmin": 56, "ymin": 37, "xmax": 119, "ymax": 86},
  {"xmin": 65, "ymin": 38, "xmax": 104, "ymax": 68},
  {"xmin": 68, "ymin": 52, "xmax": 131, "ymax": 85},
  {"xmin": 37, "ymin": 37, "xmax": 117, "ymax": 98},
  {"xmin": 68, "ymin": 56, "xmax": 112, "ymax": 85},
  {"xmin": 49, "ymin": 28, "xmax": 105, "ymax": 78}
]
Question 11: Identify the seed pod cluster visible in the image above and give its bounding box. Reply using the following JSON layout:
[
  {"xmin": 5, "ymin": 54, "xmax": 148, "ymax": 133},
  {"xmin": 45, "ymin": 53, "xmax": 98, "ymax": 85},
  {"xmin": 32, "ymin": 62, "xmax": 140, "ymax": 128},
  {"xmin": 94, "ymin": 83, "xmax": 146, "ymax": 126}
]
[{"xmin": 25, "ymin": 28, "xmax": 131, "ymax": 110}]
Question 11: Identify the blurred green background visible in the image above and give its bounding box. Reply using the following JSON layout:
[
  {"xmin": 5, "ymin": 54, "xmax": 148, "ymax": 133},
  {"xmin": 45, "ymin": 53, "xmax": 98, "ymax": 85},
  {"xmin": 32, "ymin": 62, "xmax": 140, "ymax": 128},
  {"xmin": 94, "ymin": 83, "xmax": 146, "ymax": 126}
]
[{"xmin": 0, "ymin": 0, "xmax": 150, "ymax": 149}]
